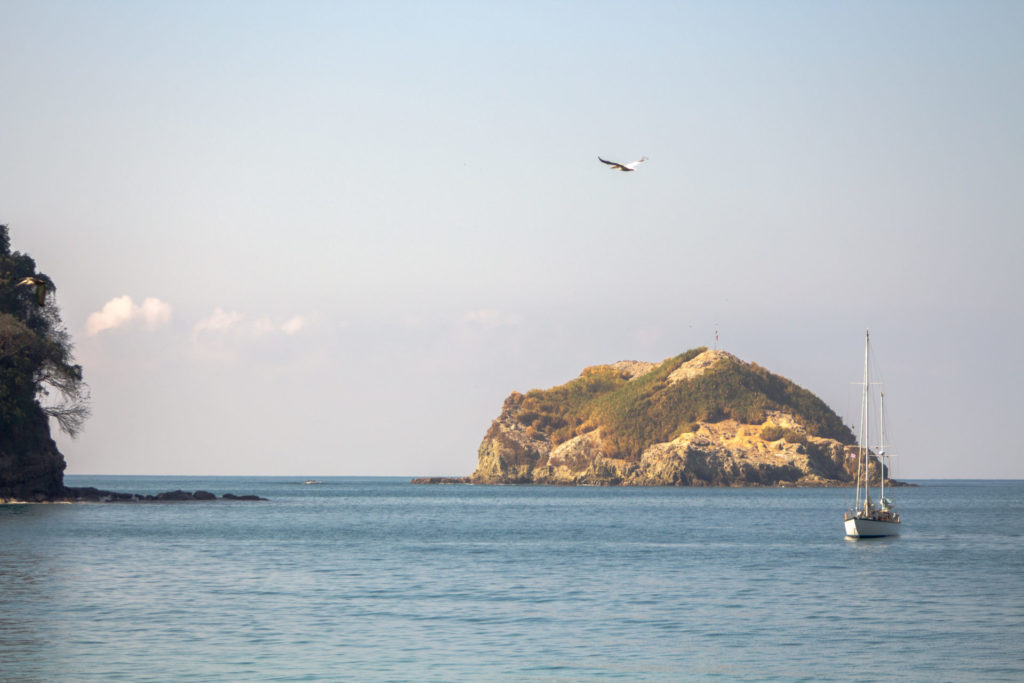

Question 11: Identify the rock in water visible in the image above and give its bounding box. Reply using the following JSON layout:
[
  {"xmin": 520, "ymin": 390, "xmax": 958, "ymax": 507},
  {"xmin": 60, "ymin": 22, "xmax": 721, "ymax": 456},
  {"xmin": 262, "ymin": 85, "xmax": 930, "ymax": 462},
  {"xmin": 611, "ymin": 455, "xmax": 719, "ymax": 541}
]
[{"xmin": 462, "ymin": 347, "xmax": 883, "ymax": 487}]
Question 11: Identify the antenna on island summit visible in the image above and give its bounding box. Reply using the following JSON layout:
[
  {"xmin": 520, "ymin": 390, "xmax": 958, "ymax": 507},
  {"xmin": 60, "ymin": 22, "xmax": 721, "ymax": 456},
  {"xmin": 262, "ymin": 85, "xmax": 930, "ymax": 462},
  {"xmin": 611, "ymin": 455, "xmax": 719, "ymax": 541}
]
[{"xmin": 714, "ymin": 327, "xmax": 719, "ymax": 350}]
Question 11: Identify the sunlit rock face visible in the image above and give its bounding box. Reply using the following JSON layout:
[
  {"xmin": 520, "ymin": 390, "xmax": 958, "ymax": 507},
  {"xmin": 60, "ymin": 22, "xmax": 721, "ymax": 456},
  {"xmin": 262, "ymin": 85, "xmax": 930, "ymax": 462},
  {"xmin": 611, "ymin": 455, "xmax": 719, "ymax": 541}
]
[{"xmin": 468, "ymin": 348, "xmax": 876, "ymax": 487}]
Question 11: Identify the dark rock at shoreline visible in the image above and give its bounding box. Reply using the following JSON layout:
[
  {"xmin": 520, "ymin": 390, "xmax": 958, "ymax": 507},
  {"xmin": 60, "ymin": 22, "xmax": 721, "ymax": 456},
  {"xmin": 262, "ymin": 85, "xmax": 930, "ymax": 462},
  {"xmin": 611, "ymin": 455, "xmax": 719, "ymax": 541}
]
[
  {"xmin": 410, "ymin": 477, "xmax": 469, "ymax": 484},
  {"xmin": 1, "ymin": 482, "xmax": 273, "ymax": 503},
  {"xmin": 0, "ymin": 408, "xmax": 68, "ymax": 502},
  {"xmin": 51, "ymin": 486, "xmax": 268, "ymax": 503},
  {"xmin": 64, "ymin": 487, "xmax": 140, "ymax": 502},
  {"xmin": 156, "ymin": 489, "xmax": 193, "ymax": 501}
]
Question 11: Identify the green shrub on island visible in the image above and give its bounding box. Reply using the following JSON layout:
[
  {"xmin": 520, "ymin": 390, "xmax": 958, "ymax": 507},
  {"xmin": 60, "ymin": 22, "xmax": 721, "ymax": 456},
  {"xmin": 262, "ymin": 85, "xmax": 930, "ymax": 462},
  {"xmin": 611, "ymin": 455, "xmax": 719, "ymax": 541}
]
[{"xmin": 510, "ymin": 347, "xmax": 855, "ymax": 462}]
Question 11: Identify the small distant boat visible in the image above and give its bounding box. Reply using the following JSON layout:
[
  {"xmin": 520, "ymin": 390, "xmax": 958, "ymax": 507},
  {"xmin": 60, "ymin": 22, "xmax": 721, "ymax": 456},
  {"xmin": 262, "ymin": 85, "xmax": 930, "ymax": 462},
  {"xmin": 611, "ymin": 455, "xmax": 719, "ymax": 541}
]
[
  {"xmin": 302, "ymin": 479, "xmax": 322, "ymax": 485},
  {"xmin": 844, "ymin": 331, "xmax": 901, "ymax": 538}
]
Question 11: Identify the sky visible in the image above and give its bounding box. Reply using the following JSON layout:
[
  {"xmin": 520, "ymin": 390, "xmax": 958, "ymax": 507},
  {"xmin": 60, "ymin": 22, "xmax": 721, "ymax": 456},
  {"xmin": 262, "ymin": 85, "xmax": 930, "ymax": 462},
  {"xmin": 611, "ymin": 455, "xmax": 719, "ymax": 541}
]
[{"xmin": 2, "ymin": 1, "xmax": 1022, "ymax": 478}]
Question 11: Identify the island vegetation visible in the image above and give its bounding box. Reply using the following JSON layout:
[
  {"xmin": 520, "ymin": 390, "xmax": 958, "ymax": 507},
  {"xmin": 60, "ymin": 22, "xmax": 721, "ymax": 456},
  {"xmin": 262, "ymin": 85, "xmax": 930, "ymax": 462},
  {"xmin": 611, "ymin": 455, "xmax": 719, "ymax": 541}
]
[{"xmin": 505, "ymin": 348, "xmax": 854, "ymax": 461}]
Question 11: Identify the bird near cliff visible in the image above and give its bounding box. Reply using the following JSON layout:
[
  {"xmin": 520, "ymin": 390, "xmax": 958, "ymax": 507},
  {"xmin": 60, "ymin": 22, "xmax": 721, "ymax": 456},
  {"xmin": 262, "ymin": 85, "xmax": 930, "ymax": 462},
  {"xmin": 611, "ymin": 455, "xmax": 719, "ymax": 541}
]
[
  {"xmin": 598, "ymin": 155, "xmax": 648, "ymax": 172},
  {"xmin": 17, "ymin": 276, "xmax": 54, "ymax": 307}
]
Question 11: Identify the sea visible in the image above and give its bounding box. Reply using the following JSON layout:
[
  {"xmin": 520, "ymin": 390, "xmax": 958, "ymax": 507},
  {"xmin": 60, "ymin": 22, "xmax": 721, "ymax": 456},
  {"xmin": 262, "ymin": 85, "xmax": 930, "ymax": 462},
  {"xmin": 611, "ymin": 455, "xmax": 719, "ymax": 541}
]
[{"xmin": 1, "ymin": 477, "xmax": 1022, "ymax": 682}]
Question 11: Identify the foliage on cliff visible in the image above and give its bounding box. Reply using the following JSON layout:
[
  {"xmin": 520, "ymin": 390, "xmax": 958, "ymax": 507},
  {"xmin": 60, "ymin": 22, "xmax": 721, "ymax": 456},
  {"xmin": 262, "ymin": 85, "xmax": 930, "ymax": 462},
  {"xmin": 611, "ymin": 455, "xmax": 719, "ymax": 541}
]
[
  {"xmin": 507, "ymin": 348, "xmax": 854, "ymax": 462},
  {"xmin": 0, "ymin": 225, "xmax": 89, "ymax": 440}
]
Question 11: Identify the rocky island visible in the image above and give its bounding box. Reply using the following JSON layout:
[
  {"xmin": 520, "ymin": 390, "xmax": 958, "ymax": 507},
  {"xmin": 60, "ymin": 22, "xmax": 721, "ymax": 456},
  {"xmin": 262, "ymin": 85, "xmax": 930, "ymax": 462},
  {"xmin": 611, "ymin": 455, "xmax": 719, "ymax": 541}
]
[{"xmin": 416, "ymin": 347, "xmax": 899, "ymax": 487}]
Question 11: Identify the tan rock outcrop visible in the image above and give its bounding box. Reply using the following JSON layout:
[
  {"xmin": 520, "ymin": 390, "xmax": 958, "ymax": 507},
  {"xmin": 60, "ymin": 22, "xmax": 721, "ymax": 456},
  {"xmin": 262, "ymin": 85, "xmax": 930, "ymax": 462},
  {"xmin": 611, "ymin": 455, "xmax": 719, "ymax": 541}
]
[{"xmin": 464, "ymin": 348, "xmax": 891, "ymax": 487}]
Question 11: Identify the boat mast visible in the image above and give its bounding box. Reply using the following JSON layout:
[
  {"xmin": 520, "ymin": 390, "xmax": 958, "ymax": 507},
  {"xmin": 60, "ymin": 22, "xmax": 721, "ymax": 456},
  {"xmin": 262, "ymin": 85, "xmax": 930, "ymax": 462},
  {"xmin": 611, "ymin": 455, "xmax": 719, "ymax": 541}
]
[
  {"xmin": 859, "ymin": 330, "xmax": 871, "ymax": 516},
  {"xmin": 879, "ymin": 391, "xmax": 886, "ymax": 503}
]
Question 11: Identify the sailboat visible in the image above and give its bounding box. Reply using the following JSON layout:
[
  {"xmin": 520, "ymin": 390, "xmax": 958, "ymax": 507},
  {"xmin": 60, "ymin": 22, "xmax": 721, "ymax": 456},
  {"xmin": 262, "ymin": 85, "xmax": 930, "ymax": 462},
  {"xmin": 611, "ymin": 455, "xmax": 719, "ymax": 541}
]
[{"xmin": 844, "ymin": 331, "xmax": 901, "ymax": 538}]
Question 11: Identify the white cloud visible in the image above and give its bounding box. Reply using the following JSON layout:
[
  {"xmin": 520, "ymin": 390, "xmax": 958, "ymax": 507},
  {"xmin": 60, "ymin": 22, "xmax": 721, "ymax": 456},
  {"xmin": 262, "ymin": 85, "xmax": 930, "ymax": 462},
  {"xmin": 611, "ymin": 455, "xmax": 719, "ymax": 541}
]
[
  {"xmin": 138, "ymin": 297, "xmax": 173, "ymax": 330},
  {"xmin": 192, "ymin": 307, "xmax": 244, "ymax": 337},
  {"xmin": 86, "ymin": 296, "xmax": 173, "ymax": 336},
  {"xmin": 191, "ymin": 309, "xmax": 311, "ymax": 344},
  {"xmin": 281, "ymin": 315, "xmax": 308, "ymax": 335}
]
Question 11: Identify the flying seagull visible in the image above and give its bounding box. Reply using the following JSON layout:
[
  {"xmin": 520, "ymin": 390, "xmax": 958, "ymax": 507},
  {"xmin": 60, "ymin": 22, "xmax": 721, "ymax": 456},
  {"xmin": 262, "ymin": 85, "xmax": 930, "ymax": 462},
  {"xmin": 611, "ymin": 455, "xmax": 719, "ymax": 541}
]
[
  {"xmin": 17, "ymin": 276, "xmax": 54, "ymax": 307},
  {"xmin": 598, "ymin": 155, "xmax": 648, "ymax": 172}
]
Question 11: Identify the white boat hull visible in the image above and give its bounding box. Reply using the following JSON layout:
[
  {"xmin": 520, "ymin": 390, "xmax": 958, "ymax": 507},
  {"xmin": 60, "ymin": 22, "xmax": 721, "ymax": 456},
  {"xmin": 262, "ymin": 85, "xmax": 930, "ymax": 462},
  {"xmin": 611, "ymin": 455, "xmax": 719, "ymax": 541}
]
[{"xmin": 845, "ymin": 516, "xmax": 900, "ymax": 538}]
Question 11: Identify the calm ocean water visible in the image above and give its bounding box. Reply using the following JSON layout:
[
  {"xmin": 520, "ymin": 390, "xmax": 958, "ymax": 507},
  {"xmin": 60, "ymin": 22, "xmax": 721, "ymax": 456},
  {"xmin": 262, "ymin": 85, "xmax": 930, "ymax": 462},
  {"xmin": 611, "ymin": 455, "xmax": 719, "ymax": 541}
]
[{"xmin": 2, "ymin": 477, "xmax": 1022, "ymax": 682}]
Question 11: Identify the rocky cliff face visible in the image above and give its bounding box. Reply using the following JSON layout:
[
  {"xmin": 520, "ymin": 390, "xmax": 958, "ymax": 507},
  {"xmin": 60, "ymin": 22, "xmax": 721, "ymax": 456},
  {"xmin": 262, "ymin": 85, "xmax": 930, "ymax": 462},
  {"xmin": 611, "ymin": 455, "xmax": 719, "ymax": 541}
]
[
  {"xmin": 467, "ymin": 349, "xmax": 884, "ymax": 487},
  {"xmin": 0, "ymin": 405, "xmax": 67, "ymax": 501}
]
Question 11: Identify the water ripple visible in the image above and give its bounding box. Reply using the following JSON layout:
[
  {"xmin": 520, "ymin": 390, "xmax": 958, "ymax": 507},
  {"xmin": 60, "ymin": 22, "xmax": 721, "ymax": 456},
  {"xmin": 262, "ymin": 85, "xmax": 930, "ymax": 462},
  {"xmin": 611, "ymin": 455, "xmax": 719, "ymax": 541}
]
[{"xmin": 1, "ymin": 478, "xmax": 1022, "ymax": 681}]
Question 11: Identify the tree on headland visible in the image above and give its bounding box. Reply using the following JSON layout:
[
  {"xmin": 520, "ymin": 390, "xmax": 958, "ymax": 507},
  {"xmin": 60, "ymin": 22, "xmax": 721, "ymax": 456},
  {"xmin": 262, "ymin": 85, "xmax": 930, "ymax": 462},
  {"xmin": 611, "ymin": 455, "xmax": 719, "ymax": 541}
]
[{"xmin": 0, "ymin": 225, "xmax": 90, "ymax": 438}]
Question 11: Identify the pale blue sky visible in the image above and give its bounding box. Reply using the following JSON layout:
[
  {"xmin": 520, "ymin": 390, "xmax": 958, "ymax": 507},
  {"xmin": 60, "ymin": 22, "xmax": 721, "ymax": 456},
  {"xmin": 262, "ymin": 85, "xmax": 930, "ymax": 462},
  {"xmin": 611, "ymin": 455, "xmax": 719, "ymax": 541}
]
[{"xmin": 2, "ymin": 1, "xmax": 1021, "ymax": 477}]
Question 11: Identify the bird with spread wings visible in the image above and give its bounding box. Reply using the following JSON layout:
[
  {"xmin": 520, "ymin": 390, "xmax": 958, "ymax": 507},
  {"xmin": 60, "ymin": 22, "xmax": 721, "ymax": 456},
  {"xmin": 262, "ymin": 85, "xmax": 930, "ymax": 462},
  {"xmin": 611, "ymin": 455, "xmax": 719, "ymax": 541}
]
[
  {"xmin": 17, "ymin": 276, "xmax": 54, "ymax": 307},
  {"xmin": 598, "ymin": 155, "xmax": 648, "ymax": 172}
]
